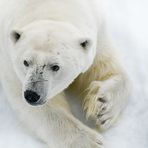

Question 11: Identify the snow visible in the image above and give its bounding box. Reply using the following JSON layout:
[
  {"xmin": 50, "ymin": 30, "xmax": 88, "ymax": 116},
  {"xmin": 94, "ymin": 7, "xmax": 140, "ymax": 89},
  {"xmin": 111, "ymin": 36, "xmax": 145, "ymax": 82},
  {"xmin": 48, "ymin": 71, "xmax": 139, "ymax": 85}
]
[
  {"xmin": 0, "ymin": 0, "xmax": 148, "ymax": 147},
  {"xmin": 103, "ymin": 0, "xmax": 148, "ymax": 147}
]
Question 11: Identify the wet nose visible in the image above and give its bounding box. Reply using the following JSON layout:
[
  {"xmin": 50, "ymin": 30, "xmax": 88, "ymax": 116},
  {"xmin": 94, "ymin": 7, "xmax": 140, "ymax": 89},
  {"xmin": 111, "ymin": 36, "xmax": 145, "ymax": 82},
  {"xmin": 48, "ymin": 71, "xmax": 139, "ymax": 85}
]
[{"xmin": 24, "ymin": 90, "xmax": 40, "ymax": 105}]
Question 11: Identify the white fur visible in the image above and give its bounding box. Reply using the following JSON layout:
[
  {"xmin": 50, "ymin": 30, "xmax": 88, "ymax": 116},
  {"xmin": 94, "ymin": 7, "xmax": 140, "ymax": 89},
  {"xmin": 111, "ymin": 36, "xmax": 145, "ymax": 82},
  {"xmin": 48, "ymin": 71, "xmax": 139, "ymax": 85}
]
[{"xmin": 0, "ymin": 0, "xmax": 130, "ymax": 147}]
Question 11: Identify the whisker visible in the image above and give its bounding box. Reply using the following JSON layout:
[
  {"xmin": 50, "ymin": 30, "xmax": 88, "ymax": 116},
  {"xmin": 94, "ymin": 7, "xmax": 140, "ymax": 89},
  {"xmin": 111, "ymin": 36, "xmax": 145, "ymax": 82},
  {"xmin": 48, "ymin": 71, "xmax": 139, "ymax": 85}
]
[{"xmin": 28, "ymin": 80, "xmax": 48, "ymax": 84}]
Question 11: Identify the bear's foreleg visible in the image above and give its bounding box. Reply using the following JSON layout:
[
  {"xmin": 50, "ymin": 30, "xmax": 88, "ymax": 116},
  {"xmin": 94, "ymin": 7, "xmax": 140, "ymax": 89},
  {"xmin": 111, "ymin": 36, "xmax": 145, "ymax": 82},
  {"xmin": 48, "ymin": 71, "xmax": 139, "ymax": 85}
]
[
  {"xmin": 10, "ymin": 93, "xmax": 105, "ymax": 148},
  {"xmin": 72, "ymin": 48, "xmax": 131, "ymax": 131}
]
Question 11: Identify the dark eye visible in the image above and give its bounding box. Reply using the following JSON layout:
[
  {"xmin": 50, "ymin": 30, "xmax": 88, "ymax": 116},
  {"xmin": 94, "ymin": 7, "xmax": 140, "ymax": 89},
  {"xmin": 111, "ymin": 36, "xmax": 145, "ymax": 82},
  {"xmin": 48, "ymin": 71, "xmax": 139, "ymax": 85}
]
[
  {"xmin": 23, "ymin": 60, "xmax": 29, "ymax": 67},
  {"xmin": 50, "ymin": 64, "xmax": 60, "ymax": 72}
]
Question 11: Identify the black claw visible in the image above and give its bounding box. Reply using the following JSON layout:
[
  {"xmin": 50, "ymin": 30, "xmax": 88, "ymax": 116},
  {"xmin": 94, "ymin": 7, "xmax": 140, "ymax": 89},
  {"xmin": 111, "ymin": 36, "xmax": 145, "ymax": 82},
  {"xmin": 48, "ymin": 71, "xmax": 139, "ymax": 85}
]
[
  {"xmin": 97, "ymin": 98, "xmax": 106, "ymax": 103},
  {"xmin": 102, "ymin": 107, "xmax": 106, "ymax": 111},
  {"xmin": 101, "ymin": 120, "xmax": 107, "ymax": 125},
  {"xmin": 96, "ymin": 141, "xmax": 103, "ymax": 145},
  {"xmin": 97, "ymin": 114, "xmax": 103, "ymax": 118}
]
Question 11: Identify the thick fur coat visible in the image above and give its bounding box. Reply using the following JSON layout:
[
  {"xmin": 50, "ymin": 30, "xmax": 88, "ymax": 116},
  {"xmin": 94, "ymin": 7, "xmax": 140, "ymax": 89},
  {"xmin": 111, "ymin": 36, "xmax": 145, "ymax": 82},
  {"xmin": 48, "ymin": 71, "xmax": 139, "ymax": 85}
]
[{"xmin": 0, "ymin": 0, "xmax": 130, "ymax": 147}]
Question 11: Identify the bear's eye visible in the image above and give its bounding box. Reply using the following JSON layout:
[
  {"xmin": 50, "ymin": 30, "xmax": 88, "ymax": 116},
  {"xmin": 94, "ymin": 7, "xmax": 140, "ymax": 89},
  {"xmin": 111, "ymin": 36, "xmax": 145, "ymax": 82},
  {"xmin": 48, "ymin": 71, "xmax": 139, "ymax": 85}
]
[
  {"xmin": 80, "ymin": 40, "xmax": 89, "ymax": 48},
  {"xmin": 23, "ymin": 60, "xmax": 29, "ymax": 67},
  {"xmin": 50, "ymin": 64, "xmax": 60, "ymax": 72},
  {"xmin": 11, "ymin": 30, "xmax": 22, "ymax": 43}
]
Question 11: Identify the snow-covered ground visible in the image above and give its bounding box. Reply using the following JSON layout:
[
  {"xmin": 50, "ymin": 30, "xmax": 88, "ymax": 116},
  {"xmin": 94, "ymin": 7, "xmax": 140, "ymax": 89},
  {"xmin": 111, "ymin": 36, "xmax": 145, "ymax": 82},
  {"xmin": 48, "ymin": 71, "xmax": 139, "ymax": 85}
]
[
  {"xmin": 0, "ymin": 0, "xmax": 148, "ymax": 147},
  {"xmin": 103, "ymin": 0, "xmax": 148, "ymax": 147}
]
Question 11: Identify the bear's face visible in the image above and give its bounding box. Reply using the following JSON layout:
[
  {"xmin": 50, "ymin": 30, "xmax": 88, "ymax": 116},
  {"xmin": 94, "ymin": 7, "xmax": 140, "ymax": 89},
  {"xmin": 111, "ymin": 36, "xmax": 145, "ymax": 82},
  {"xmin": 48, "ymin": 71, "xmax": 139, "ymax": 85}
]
[{"xmin": 10, "ymin": 21, "xmax": 96, "ymax": 106}]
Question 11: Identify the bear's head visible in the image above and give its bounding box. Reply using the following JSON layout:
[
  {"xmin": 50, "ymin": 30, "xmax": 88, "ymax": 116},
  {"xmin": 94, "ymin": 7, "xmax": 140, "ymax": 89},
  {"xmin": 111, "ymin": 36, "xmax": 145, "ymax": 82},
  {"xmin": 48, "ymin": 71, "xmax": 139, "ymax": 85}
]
[{"xmin": 10, "ymin": 20, "xmax": 96, "ymax": 106}]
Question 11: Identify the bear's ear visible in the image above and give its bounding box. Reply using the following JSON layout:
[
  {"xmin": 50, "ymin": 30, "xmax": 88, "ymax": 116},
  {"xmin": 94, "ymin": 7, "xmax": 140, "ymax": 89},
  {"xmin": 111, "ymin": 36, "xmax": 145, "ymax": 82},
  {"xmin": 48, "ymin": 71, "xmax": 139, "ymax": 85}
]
[
  {"xmin": 10, "ymin": 30, "xmax": 22, "ymax": 43},
  {"xmin": 79, "ymin": 39, "xmax": 91, "ymax": 49}
]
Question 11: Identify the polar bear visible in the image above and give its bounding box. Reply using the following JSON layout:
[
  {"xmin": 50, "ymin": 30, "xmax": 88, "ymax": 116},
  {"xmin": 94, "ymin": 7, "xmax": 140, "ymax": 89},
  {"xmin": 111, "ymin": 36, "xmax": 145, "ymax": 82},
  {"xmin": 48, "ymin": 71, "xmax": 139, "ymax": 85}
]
[{"xmin": 0, "ymin": 0, "xmax": 130, "ymax": 147}]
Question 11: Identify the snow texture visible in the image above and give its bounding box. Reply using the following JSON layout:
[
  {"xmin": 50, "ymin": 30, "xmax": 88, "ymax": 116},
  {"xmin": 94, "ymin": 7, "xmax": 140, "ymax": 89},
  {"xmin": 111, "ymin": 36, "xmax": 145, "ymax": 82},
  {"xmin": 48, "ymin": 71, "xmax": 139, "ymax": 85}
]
[{"xmin": 0, "ymin": 0, "xmax": 148, "ymax": 147}]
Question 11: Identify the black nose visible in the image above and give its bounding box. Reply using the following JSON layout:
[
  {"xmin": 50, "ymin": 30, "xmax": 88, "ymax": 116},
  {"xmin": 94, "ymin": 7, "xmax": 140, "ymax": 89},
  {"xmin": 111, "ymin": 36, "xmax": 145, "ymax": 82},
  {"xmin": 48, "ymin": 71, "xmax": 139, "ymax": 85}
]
[{"xmin": 24, "ymin": 90, "xmax": 40, "ymax": 105}]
